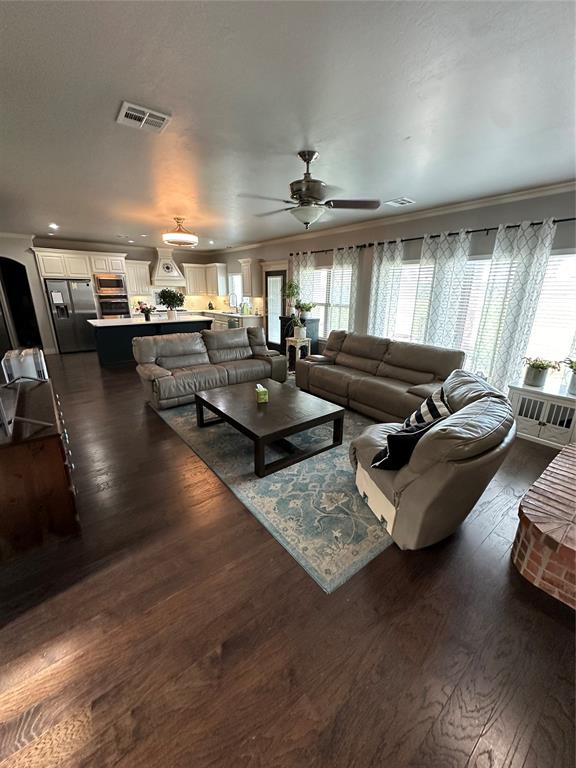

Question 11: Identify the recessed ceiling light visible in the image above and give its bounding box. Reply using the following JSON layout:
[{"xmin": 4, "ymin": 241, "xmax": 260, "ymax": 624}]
[
  {"xmin": 385, "ymin": 197, "xmax": 415, "ymax": 207},
  {"xmin": 140, "ymin": 234, "xmax": 148, "ymax": 238},
  {"xmin": 49, "ymin": 222, "xmax": 59, "ymax": 230},
  {"xmin": 128, "ymin": 240, "xmax": 135, "ymax": 244},
  {"xmin": 48, "ymin": 232, "xmax": 55, "ymax": 236},
  {"xmin": 209, "ymin": 240, "xmax": 214, "ymax": 245}
]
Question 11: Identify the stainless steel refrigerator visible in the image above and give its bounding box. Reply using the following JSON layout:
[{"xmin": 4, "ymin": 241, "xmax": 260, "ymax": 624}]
[{"xmin": 46, "ymin": 279, "xmax": 97, "ymax": 353}]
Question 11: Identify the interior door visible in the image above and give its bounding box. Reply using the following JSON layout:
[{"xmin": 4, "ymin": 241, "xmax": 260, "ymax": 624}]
[{"xmin": 265, "ymin": 270, "xmax": 286, "ymax": 351}]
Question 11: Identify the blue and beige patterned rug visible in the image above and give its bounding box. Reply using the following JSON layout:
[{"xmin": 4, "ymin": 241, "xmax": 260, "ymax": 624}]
[{"xmin": 158, "ymin": 399, "xmax": 392, "ymax": 592}]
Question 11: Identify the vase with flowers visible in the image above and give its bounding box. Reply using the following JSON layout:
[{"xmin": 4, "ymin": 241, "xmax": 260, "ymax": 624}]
[{"xmin": 136, "ymin": 301, "xmax": 156, "ymax": 321}]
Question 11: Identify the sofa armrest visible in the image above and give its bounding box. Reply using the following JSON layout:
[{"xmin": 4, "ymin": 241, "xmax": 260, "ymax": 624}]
[
  {"xmin": 295, "ymin": 355, "xmax": 333, "ymax": 391},
  {"xmin": 254, "ymin": 354, "xmax": 288, "ymax": 383},
  {"xmin": 136, "ymin": 363, "xmax": 172, "ymax": 381}
]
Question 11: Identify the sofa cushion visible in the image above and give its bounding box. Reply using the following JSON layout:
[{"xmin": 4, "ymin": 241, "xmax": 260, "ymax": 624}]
[
  {"xmin": 403, "ymin": 386, "xmax": 452, "ymax": 428},
  {"xmin": 381, "ymin": 340, "xmax": 465, "ymax": 381},
  {"xmin": 202, "ymin": 328, "xmax": 252, "ymax": 363},
  {"xmin": 410, "ymin": 395, "xmax": 515, "ymax": 472},
  {"xmin": 218, "ymin": 358, "xmax": 271, "ymax": 385},
  {"xmin": 372, "ymin": 419, "xmax": 444, "ymax": 470},
  {"xmin": 322, "ymin": 330, "xmax": 347, "ymax": 360},
  {"xmin": 443, "ymin": 369, "xmax": 507, "ymax": 412},
  {"xmin": 407, "ymin": 380, "xmax": 444, "ymax": 399},
  {"xmin": 156, "ymin": 365, "xmax": 228, "ymax": 401},
  {"xmin": 335, "ymin": 333, "xmax": 390, "ymax": 374},
  {"xmin": 376, "ymin": 362, "xmax": 434, "ymax": 385},
  {"xmin": 247, "ymin": 326, "xmax": 269, "ymax": 356},
  {"xmin": 349, "ymin": 422, "xmax": 402, "ymax": 471},
  {"xmin": 309, "ymin": 364, "xmax": 372, "ymax": 398},
  {"xmin": 348, "ymin": 377, "xmax": 423, "ymax": 418},
  {"xmin": 133, "ymin": 332, "xmax": 209, "ymax": 366}
]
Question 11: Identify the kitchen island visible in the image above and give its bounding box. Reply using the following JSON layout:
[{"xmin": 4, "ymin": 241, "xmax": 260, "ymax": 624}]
[{"xmin": 87, "ymin": 315, "xmax": 212, "ymax": 366}]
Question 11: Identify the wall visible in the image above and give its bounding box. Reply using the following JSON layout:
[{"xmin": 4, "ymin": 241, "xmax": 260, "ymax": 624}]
[
  {"xmin": 221, "ymin": 187, "xmax": 576, "ymax": 334},
  {"xmin": 0, "ymin": 233, "xmax": 57, "ymax": 353}
]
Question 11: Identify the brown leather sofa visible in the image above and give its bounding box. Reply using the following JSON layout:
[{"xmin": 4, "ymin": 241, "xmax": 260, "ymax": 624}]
[
  {"xmin": 349, "ymin": 370, "xmax": 516, "ymax": 550},
  {"xmin": 133, "ymin": 327, "xmax": 287, "ymax": 409},
  {"xmin": 295, "ymin": 330, "xmax": 465, "ymax": 422}
]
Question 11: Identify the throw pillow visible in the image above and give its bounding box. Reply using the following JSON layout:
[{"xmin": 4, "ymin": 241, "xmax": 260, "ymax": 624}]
[
  {"xmin": 403, "ymin": 386, "xmax": 452, "ymax": 429},
  {"xmin": 371, "ymin": 419, "xmax": 443, "ymax": 471}
]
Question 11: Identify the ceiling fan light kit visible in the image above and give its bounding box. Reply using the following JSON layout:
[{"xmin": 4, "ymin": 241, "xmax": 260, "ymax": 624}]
[
  {"xmin": 162, "ymin": 217, "xmax": 199, "ymax": 248},
  {"xmin": 250, "ymin": 150, "xmax": 382, "ymax": 230}
]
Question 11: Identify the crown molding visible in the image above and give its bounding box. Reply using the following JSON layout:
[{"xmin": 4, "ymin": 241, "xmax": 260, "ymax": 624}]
[
  {"xmin": 0, "ymin": 232, "xmax": 35, "ymax": 240},
  {"xmin": 219, "ymin": 180, "xmax": 576, "ymax": 255}
]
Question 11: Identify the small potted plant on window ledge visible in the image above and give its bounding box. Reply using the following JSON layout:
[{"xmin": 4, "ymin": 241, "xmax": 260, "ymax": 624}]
[
  {"xmin": 563, "ymin": 358, "xmax": 576, "ymax": 395},
  {"xmin": 294, "ymin": 300, "xmax": 316, "ymax": 320},
  {"xmin": 158, "ymin": 288, "xmax": 185, "ymax": 321},
  {"xmin": 522, "ymin": 357, "xmax": 561, "ymax": 387}
]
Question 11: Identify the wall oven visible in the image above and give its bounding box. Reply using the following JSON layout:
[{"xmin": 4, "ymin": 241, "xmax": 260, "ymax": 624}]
[
  {"xmin": 94, "ymin": 273, "xmax": 127, "ymax": 296},
  {"xmin": 98, "ymin": 296, "xmax": 130, "ymax": 318}
]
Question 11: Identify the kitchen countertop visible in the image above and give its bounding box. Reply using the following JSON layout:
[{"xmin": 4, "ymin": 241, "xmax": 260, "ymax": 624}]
[
  {"xmin": 200, "ymin": 310, "xmax": 262, "ymax": 318},
  {"xmin": 88, "ymin": 315, "xmax": 210, "ymax": 328}
]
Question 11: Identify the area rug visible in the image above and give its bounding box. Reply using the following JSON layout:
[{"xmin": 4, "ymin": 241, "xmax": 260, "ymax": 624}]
[{"xmin": 157, "ymin": 400, "xmax": 392, "ymax": 592}]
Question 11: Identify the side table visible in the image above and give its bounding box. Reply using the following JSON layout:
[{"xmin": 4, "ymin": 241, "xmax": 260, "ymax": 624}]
[{"xmin": 285, "ymin": 336, "xmax": 311, "ymax": 372}]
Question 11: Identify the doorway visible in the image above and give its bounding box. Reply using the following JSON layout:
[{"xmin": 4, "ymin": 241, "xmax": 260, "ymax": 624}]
[
  {"xmin": 0, "ymin": 258, "xmax": 42, "ymax": 350},
  {"xmin": 264, "ymin": 270, "xmax": 286, "ymax": 351}
]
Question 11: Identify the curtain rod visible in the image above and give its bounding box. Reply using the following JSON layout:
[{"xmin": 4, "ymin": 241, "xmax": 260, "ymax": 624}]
[{"xmin": 289, "ymin": 216, "xmax": 576, "ymax": 256}]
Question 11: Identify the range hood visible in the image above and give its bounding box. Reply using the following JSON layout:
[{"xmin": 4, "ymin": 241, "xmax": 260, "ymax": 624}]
[{"xmin": 152, "ymin": 248, "xmax": 186, "ymax": 287}]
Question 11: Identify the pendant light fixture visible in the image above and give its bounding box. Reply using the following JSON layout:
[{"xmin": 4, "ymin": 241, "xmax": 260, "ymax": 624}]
[{"xmin": 162, "ymin": 217, "xmax": 199, "ymax": 248}]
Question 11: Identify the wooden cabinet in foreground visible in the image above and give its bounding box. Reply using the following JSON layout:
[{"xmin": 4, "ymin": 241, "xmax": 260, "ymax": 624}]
[{"xmin": 0, "ymin": 379, "xmax": 79, "ymax": 561}]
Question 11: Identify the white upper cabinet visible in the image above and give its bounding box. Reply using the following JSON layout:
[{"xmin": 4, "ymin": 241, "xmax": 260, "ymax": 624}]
[
  {"xmin": 183, "ymin": 264, "xmax": 207, "ymax": 295},
  {"xmin": 238, "ymin": 258, "xmax": 262, "ymax": 297},
  {"xmin": 35, "ymin": 249, "xmax": 126, "ymax": 280},
  {"xmin": 205, "ymin": 263, "xmax": 228, "ymax": 296},
  {"xmin": 90, "ymin": 254, "xmax": 126, "ymax": 273},
  {"xmin": 125, "ymin": 261, "xmax": 152, "ymax": 295}
]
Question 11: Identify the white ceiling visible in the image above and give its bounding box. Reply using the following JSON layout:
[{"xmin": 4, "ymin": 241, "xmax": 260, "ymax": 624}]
[{"xmin": 1, "ymin": 1, "xmax": 574, "ymax": 249}]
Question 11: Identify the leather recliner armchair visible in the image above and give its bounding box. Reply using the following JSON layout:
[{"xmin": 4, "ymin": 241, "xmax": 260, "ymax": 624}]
[{"xmin": 349, "ymin": 370, "xmax": 516, "ymax": 550}]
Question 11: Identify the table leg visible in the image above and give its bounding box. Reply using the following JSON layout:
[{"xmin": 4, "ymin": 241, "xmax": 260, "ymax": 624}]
[
  {"xmin": 255, "ymin": 440, "xmax": 266, "ymax": 477},
  {"xmin": 333, "ymin": 414, "xmax": 344, "ymax": 446},
  {"xmin": 195, "ymin": 398, "xmax": 206, "ymax": 427}
]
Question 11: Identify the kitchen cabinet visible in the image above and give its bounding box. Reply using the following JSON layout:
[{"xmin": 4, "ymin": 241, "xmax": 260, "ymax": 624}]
[
  {"xmin": 238, "ymin": 258, "xmax": 262, "ymax": 297},
  {"xmin": 90, "ymin": 254, "xmax": 126, "ymax": 273},
  {"xmin": 35, "ymin": 249, "xmax": 125, "ymax": 280},
  {"xmin": 205, "ymin": 263, "xmax": 228, "ymax": 296},
  {"xmin": 183, "ymin": 264, "xmax": 207, "ymax": 295},
  {"xmin": 125, "ymin": 261, "xmax": 151, "ymax": 295}
]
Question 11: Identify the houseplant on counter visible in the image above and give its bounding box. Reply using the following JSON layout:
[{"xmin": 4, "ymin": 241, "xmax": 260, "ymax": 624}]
[
  {"xmin": 522, "ymin": 357, "xmax": 561, "ymax": 387},
  {"xmin": 135, "ymin": 301, "xmax": 156, "ymax": 321},
  {"xmin": 158, "ymin": 288, "xmax": 185, "ymax": 321},
  {"xmin": 563, "ymin": 358, "xmax": 576, "ymax": 395}
]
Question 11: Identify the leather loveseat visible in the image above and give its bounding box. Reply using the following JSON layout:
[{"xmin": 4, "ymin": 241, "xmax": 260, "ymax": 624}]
[
  {"xmin": 295, "ymin": 331, "xmax": 465, "ymax": 422},
  {"xmin": 133, "ymin": 326, "xmax": 287, "ymax": 409},
  {"xmin": 349, "ymin": 370, "xmax": 516, "ymax": 550}
]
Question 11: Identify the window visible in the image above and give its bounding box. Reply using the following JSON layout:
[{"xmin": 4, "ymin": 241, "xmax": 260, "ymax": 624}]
[
  {"xmin": 525, "ymin": 252, "xmax": 576, "ymax": 361},
  {"xmin": 228, "ymin": 273, "xmax": 242, "ymax": 301},
  {"xmin": 309, "ymin": 266, "xmax": 353, "ymax": 338}
]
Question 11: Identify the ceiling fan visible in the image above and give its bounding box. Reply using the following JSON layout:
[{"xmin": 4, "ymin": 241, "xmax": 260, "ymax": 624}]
[{"xmin": 242, "ymin": 151, "xmax": 381, "ymax": 230}]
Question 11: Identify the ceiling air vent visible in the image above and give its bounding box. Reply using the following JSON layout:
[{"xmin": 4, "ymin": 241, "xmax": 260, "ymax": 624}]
[
  {"xmin": 116, "ymin": 101, "xmax": 171, "ymax": 133},
  {"xmin": 385, "ymin": 197, "xmax": 415, "ymax": 207}
]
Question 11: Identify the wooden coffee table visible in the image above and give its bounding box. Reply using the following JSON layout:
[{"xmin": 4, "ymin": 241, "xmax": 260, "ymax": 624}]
[{"xmin": 194, "ymin": 378, "xmax": 345, "ymax": 477}]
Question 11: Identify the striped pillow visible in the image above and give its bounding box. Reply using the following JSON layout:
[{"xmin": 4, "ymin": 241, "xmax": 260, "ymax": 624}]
[{"xmin": 403, "ymin": 387, "xmax": 452, "ymax": 428}]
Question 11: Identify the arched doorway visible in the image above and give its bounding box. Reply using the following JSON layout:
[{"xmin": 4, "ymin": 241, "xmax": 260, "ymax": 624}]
[{"xmin": 0, "ymin": 257, "xmax": 42, "ymax": 354}]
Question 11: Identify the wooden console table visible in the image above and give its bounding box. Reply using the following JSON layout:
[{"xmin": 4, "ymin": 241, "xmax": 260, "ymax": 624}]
[
  {"xmin": 511, "ymin": 444, "xmax": 575, "ymax": 609},
  {"xmin": 0, "ymin": 379, "xmax": 79, "ymax": 560}
]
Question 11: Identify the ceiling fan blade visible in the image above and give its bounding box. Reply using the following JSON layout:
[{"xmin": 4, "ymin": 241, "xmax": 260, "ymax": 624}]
[
  {"xmin": 238, "ymin": 193, "xmax": 294, "ymax": 205},
  {"xmin": 325, "ymin": 199, "xmax": 381, "ymax": 210},
  {"xmin": 254, "ymin": 207, "xmax": 295, "ymax": 218}
]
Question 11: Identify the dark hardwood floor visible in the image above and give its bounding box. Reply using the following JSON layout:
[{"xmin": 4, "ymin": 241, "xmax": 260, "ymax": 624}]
[{"xmin": 0, "ymin": 352, "xmax": 573, "ymax": 768}]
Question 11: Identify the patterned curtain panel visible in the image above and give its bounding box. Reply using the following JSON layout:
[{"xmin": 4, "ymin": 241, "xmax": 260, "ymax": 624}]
[
  {"xmin": 470, "ymin": 219, "xmax": 557, "ymax": 389},
  {"xmin": 421, "ymin": 230, "xmax": 472, "ymax": 347},
  {"xmin": 367, "ymin": 239, "xmax": 404, "ymax": 336},
  {"xmin": 329, "ymin": 246, "xmax": 359, "ymax": 333},
  {"xmin": 288, "ymin": 251, "xmax": 315, "ymax": 306}
]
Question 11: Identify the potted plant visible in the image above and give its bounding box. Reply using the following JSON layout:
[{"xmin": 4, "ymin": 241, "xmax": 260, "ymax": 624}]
[
  {"xmin": 294, "ymin": 300, "xmax": 316, "ymax": 320},
  {"xmin": 563, "ymin": 358, "xmax": 576, "ymax": 395},
  {"xmin": 289, "ymin": 315, "xmax": 307, "ymax": 340},
  {"xmin": 522, "ymin": 357, "xmax": 561, "ymax": 387},
  {"xmin": 158, "ymin": 288, "xmax": 185, "ymax": 320},
  {"xmin": 283, "ymin": 280, "xmax": 300, "ymax": 316}
]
